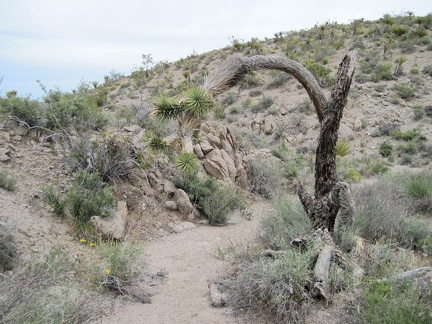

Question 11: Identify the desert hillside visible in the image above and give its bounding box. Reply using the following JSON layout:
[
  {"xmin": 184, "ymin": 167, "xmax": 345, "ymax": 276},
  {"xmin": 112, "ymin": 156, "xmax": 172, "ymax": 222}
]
[{"xmin": 1, "ymin": 12, "xmax": 432, "ymax": 323}]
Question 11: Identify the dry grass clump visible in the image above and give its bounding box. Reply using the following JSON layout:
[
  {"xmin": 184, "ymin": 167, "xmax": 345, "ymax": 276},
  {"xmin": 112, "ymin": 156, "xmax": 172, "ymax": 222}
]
[{"xmin": 0, "ymin": 247, "xmax": 112, "ymax": 323}]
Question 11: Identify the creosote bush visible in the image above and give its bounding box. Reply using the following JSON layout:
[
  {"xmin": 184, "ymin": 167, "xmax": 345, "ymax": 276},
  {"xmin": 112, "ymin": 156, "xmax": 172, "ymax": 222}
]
[
  {"xmin": 174, "ymin": 172, "xmax": 244, "ymax": 225},
  {"xmin": 41, "ymin": 185, "xmax": 66, "ymax": 217},
  {"xmin": 67, "ymin": 170, "xmax": 115, "ymax": 223},
  {"xmin": 0, "ymin": 91, "xmax": 40, "ymax": 126}
]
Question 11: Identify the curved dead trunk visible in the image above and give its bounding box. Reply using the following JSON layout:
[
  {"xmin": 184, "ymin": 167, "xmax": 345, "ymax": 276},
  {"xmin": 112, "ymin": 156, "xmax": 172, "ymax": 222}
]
[{"xmin": 204, "ymin": 55, "xmax": 327, "ymax": 122}]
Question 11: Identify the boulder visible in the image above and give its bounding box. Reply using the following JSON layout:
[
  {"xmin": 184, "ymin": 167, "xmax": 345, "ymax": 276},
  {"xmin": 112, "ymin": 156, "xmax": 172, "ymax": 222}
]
[
  {"xmin": 205, "ymin": 149, "xmax": 229, "ymax": 180},
  {"xmin": 172, "ymin": 221, "xmax": 196, "ymax": 234},
  {"xmin": 163, "ymin": 180, "xmax": 177, "ymax": 195},
  {"xmin": 174, "ymin": 189, "xmax": 193, "ymax": 216},
  {"xmin": 124, "ymin": 125, "xmax": 142, "ymax": 133},
  {"xmin": 203, "ymin": 160, "xmax": 226, "ymax": 180},
  {"xmin": 207, "ymin": 133, "xmax": 221, "ymax": 148},
  {"xmin": 164, "ymin": 200, "xmax": 178, "ymax": 210},
  {"xmin": 200, "ymin": 140, "xmax": 214, "ymax": 154},
  {"xmin": 194, "ymin": 144, "xmax": 204, "ymax": 159},
  {"xmin": 220, "ymin": 150, "xmax": 237, "ymax": 181},
  {"xmin": 353, "ymin": 118, "xmax": 363, "ymax": 131},
  {"xmin": 90, "ymin": 201, "xmax": 128, "ymax": 240}
]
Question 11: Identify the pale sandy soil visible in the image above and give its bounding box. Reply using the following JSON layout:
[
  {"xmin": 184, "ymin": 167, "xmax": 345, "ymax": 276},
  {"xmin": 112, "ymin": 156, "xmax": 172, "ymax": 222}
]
[{"xmin": 97, "ymin": 203, "xmax": 270, "ymax": 324}]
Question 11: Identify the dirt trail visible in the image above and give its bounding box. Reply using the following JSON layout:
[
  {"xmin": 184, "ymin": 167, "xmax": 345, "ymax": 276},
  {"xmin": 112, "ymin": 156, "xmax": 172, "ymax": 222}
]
[{"xmin": 99, "ymin": 202, "xmax": 270, "ymax": 324}]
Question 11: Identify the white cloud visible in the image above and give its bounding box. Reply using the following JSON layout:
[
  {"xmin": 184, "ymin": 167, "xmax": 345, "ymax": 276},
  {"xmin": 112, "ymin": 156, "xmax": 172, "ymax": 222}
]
[{"xmin": 0, "ymin": 0, "xmax": 430, "ymax": 97}]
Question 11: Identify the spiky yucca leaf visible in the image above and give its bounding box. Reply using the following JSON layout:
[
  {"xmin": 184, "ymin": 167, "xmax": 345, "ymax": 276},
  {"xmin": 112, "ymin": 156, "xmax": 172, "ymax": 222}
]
[
  {"xmin": 175, "ymin": 151, "xmax": 197, "ymax": 174},
  {"xmin": 336, "ymin": 140, "xmax": 351, "ymax": 157},
  {"xmin": 152, "ymin": 95, "xmax": 184, "ymax": 120},
  {"xmin": 184, "ymin": 87, "xmax": 214, "ymax": 117}
]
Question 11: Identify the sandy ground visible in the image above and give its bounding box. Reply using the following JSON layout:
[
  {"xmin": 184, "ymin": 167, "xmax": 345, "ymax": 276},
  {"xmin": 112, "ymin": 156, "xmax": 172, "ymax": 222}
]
[{"xmin": 97, "ymin": 203, "xmax": 270, "ymax": 324}]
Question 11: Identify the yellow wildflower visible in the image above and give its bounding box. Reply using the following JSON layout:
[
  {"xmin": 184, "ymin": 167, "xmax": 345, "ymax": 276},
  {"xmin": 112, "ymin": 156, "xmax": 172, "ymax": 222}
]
[
  {"xmin": 89, "ymin": 242, "xmax": 95, "ymax": 247},
  {"xmin": 80, "ymin": 238, "xmax": 87, "ymax": 243},
  {"xmin": 105, "ymin": 269, "xmax": 111, "ymax": 275}
]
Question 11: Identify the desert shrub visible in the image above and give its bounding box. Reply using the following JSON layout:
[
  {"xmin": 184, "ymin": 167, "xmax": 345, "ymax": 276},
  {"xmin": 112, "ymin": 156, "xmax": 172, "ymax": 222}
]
[
  {"xmin": 355, "ymin": 73, "xmax": 371, "ymax": 83},
  {"xmin": 391, "ymin": 25, "xmax": 409, "ymax": 37},
  {"xmin": 296, "ymin": 98, "xmax": 313, "ymax": 114},
  {"xmin": 202, "ymin": 184, "xmax": 241, "ymax": 226},
  {"xmin": 174, "ymin": 173, "xmax": 243, "ymax": 225},
  {"xmin": 240, "ymin": 72, "xmax": 262, "ymax": 89},
  {"xmin": 247, "ymin": 155, "xmax": 284, "ymax": 199},
  {"xmin": 379, "ymin": 141, "xmax": 393, "ymax": 157},
  {"xmin": 62, "ymin": 131, "xmax": 134, "ymax": 182},
  {"xmin": 373, "ymin": 84, "xmax": 387, "ymax": 92},
  {"xmin": 362, "ymin": 280, "xmax": 432, "ymax": 324},
  {"xmin": 425, "ymin": 105, "xmax": 432, "ymax": 117},
  {"xmin": 89, "ymin": 242, "xmax": 144, "ymax": 288},
  {"xmin": 415, "ymin": 28, "xmax": 428, "ymax": 38},
  {"xmin": 371, "ymin": 62, "xmax": 393, "ymax": 82},
  {"xmin": 267, "ymin": 71, "xmax": 291, "ymax": 88},
  {"xmin": 336, "ymin": 140, "xmax": 351, "ymax": 157},
  {"xmin": 350, "ymin": 40, "xmax": 366, "ymax": 50},
  {"xmin": 0, "ymin": 225, "xmax": 16, "ymax": 272},
  {"xmin": 401, "ymin": 170, "xmax": 432, "ymax": 213},
  {"xmin": 412, "ymin": 104, "xmax": 424, "ymax": 120},
  {"xmin": 44, "ymin": 89, "xmax": 108, "ymax": 130},
  {"xmin": 233, "ymin": 127, "xmax": 270, "ymax": 150},
  {"xmin": 378, "ymin": 123, "xmax": 400, "ymax": 136},
  {"xmin": 359, "ymin": 158, "xmax": 390, "ymax": 176},
  {"xmin": 393, "ymin": 82, "xmax": 416, "ymax": 100},
  {"xmin": 360, "ymin": 60, "xmax": 377, "ymax": 74},
  {"xmin": 41, "ymin": 185, "xmax": 66, "ymax": 217},
  {"xmin": 422, "ymin": 64, "xmax": 432, "ymax": 76},
  {"xmin": 230, "ymin": 248, "xmax": 314, "ymax": 323},
  {"xmin": 248, "ymin": 90, "xmax": 263, "ymax": 97},
  {"xmin": 67, "ymin": 170, "xmax": 115, "ymax": 223},
  {"xmin": 353, "ymin": 179, "xmax": 407, "ymax": 243},
  {"xmin": 303, "ymin": 59, "xmax": 334, "ymax": 87},
  {"xmin": 0, "ymin": 93, "xmax": 40, "ymax": 126},
  {"xmin": 251, "ymin": 95, "xmax": 275, "ymax": 113},
  {"xmin": 0, "ymin": 170, "xmax": 17, "ymax": 191},
  {"xmin": 260, "ymin": 198, "xmax": 311, "ymax": 250},
  {"xmin": 0, "ymin": 247, "xmax": 107, "ymax": 323},
  {"xmin": 221, "ymin": 92, "xmax": 237, "ymax": 107}
]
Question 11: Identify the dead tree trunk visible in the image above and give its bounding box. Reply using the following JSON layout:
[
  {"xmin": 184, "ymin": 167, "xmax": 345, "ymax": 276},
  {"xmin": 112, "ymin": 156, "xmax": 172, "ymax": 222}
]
[{"xmin": 204, "ymin": 52, "xmax": 356, "ymax": 233}]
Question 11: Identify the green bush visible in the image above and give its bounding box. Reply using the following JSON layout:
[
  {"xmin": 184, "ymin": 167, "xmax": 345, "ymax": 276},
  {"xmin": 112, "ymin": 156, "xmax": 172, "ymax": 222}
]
[
  {"xmin": 362, "ymin": 280, "xmax": 432, "ymax": 324},
  {"xmin": 0, "ymin": 93, "xmax": 40, "ymax": 126},
  {"xmin": 393, "ymin": 82, "xmax": 416, "ymax": 100},
  {"xmin": 41, "ymin": 185, "xmax": 66, "ymax": 217},
  {"xmin": 0, "ymin": 170, "xmax": 17, "ymax": 191},
  {"xmin": 371, "ymin": 62, "xmax": 393, "ymax": 82},
  {"xmin": 67, "ymin": 170, "xmax": 115, "ymax": 223},
  {"xmin": 202, "ymin": 184, "xmax": 240, "ymax": 226},
  {"xmin": 379, "ymin": 141, "xmax": 393, "ymax": 157},
  {"xmin": 267, "ymin": 71, "xmax": 291, "ymax": 88},
  {"xmin": 45, "ymin": 89, "xmax": 108, "ymax": 130},
  {"xmin": 260, "ymin": 198, "xmax": 311, "ymax": 250},
  {"xmin": 221, "ymin": 92, "xmax": 237, "ymax": 107},
  {"xmin": 355, "ymin": 73, "xmax": 371, "ymax": 83},
  {"xmin": 251, "ymin": 95, "xmax": 275, "ymax": 113},
  {"xmin": 0, "ymin": 226, "xmax": 16, "ymax": 272},
  {"xmin": 401, "ymin": 170, "xmax": 432, "ymax": 212},
  {"xmin": 174, "ymin": 173, "xmax": 243, "ymax": 225}
]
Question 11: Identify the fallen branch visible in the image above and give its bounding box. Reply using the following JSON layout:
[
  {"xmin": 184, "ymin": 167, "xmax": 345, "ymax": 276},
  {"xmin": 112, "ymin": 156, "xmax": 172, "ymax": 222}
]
[{"xmin": 378, "ymin": 267, "xmax": 432, "ymax": 282}]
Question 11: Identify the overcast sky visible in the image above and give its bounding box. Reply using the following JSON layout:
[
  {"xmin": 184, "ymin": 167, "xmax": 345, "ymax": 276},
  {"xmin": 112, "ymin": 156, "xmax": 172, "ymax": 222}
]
[{"xmin": 0, "ymin": 0, "xmax": 430, "ymax": 99}]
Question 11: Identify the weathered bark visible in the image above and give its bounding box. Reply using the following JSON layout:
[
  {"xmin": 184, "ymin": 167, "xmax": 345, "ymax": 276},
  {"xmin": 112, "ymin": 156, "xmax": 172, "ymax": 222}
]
[
  {"xmin": 297, "ymin": 52, "xmax": 356, "ymax": 232},
  {"xmin": 204, "ymin": 55, "xmax": 327, "ymax": 122},
  {"xmin": 205, "ymin": 52, "xmax": 356, "ymax": 232}
]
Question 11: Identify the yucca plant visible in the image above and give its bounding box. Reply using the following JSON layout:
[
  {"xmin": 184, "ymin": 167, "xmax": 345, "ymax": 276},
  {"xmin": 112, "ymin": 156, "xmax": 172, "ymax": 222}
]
[
  {"xmin": 336, "ymin": 140, "xmax": 351, "ymax": 157},
  {"xmin": 152, "ymin": 87, "xmax": 215, "ymax": 152},
  {"xmin": 175, "ymin": 151, "xmax": 197, "ymax": 174}
]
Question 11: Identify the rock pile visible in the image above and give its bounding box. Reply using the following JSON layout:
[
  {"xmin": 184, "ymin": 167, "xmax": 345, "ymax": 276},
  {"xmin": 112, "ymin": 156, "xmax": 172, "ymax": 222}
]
[{"xmin": 195, "ymin": 123, "xmax": 248, "ymax": 189}]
